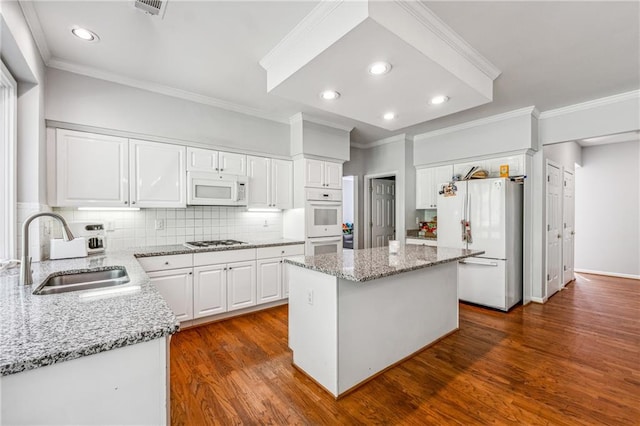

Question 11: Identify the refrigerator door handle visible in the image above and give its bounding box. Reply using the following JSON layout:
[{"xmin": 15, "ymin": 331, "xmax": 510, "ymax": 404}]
[{"xmin": 459, "ymin": 259, "xmax": 499, "ymax": 267}]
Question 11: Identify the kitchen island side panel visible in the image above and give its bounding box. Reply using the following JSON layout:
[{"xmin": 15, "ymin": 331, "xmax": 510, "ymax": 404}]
[
  {"xmin": 288, "ymin": 265, "xmax": 339, "ymax": 395},
  {"xmin": 337, "ymin": 262, "xmax": 458, "ymax": 395}
]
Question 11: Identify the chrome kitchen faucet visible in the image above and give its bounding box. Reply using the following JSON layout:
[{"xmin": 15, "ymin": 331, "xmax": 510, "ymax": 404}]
[{"xmin": 20, "ymin": 212, "xmax": 75, "ymax": 285}]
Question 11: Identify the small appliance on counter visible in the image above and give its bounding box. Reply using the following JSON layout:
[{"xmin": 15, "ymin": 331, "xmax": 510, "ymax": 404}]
[
  {"xmin": 69, "ymin": 222, "xmax": 106, "ymax": 255},
  {"xmin": 50, "ymin": 237, "xmax": 88, "ymax": 260}
]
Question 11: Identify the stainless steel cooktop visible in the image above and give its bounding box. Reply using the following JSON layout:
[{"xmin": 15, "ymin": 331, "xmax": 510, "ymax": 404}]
[{"xmin": 183, "ymin": 240, "xmax": 248, "ymax": 249}]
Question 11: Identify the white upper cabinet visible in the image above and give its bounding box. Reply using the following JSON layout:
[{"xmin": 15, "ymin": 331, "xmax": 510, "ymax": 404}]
[
  {"xmin": 129, "ymin": 139, "xmax": 186, "ymax": 208},
  {"xmin": 416, "ymin": 165, "xmax": 452, "ymax": 209},
  {"xmin": 247, "ymin": 155, "xmax": 271, "ymax": 208},
  {"xmin": 304, "ymin": 159, "xmax": 342, "ymax": 189},
  {"xmin": 247, "ymin": 156, "xmax": 293, "ymax": 209},
  {"xmin": 219, "ymin": 152, "xmax": 246, "ymax": 175},
  {"xmin": 187, "ymin": 147, "xmax": 246, "ymax": 175},
  {"xmin": 271, "ymin": 159, "xmax": 293, "ymax": 209},
  {"xmin": 54, "ymin": 129, "xmax": 129, "ymax": 207},
  {"xmin": 187, "ymin": 147, "xmax": 218, "ymax": 172}
]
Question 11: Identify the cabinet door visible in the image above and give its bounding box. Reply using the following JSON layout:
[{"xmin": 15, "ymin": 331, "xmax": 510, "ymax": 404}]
[
  {"xmin": 257, "ymin": 258, "xmax": 282, "ymax": 304},
  {"xmin": 55, "ymin": 129, "xmax": 129, "ymax": 207},
  {"xmin": 247, "ymin": 155, "xmax": 271, "ymax": 208},
  {"xmin": 271, "ymin": 159, "xmax": 293, "ymax": 209},
  {"xmin": 282, "ymin": 259, "xmax": 290, "ymax": 298},
  {"xmin": 324, "ymin": 162, "xmax": 343, "ymax": 189},
  {"xmin": 416, "ymin": 168, "xmax": 435, "ymax": 209},
  {"xmin": 433, "ymin": 165, "xmax": 453, "ymax": 208},
  {"xmin": 227, "ymin": 261, "xmax": 257, "ymax": 311},
  {"xmin": 219, "ymin": 151, "xmax": 247, "ymax": 175},
  {"xmin": 187, "ymin": 147, "xmax": 218, "ymax": 172},
  {"xmin": 147, "ymin": 268, "xmax": 193, "ymax": 322},
  {"xmin": 304, "ymin": 159, "xmax": 324, "ymax": 188},
  {"xmin": 130, "ymin": 140, "xmax": 186, "ymax": 208},
  {"xmin": 193, "ymin": 264, "xmax": 227, "ymax": 318}
]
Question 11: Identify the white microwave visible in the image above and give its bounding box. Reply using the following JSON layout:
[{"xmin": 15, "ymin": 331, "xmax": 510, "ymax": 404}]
[{"xmin": 187, "ymin": 171, "xmax": 247, "ymax": 206}]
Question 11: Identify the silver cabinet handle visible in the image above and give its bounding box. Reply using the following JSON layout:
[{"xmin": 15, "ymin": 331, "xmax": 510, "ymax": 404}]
[
  {"xmin": 164, "ymin": 261, "xmax": 169, "ymax": 265},
  {"xmin": 124, "ymin": 201, "xmax": 128, "ymax": 204},
  {"xmin": 459, "ymin": 259, "xmax": 498, "ymax": 267},
  {"xmin": 132, "ymin": 201, "xmax": 136, "ymax": 205}
]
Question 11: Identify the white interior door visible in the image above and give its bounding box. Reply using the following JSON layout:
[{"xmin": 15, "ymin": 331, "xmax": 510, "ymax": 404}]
[
  {"xmin": 563, "ymin": 170, "xmax": 575, "ymax": 285},
  {"xmin": 370, "ymin": 178, "xmax": 395, "ymax": 248},
  {"xmin": 546, "ymin": 163, "xmax": 562, "ymax": 298}
]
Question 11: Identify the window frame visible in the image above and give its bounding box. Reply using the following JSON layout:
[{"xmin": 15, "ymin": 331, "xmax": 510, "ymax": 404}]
[{"xmin": 1, "ymin": 60, "xmax": 18, "ymax": 260}]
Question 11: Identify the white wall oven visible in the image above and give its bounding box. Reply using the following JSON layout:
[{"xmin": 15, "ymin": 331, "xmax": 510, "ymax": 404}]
[
  {"xmin": 187, "ymin": 172, "xmax": 247, "ymax": 206},
  {"xmin": 306, "ymin": 236, "xmax": 343, "ymax": 257},
  {"xmin": 305, "ymin": 189, "xmax": 343, "ymax": 238},
  {"xmin": 305, "ymin": 188, "xmax": 343, "ymax": 256}
]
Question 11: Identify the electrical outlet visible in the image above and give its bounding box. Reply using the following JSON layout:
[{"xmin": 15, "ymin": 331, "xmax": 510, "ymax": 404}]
[
  {"xmin": 263, "ymin": 219, "xmax": 268, "ymax": 227},
  {"xmin": 105, "ymin": 221, "xmax": 115, "ymax": 232},
  {"xmin": 307, "ymin": 290, "xmax": 313, "ymax": 305},
  {"xmin": 154, "ymin": 219, "xmax": 165, "ymax": 231}
]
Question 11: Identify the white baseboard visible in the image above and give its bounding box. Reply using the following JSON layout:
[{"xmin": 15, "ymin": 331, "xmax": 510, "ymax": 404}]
[
  {"xmin": 575, "ymin": 269, "xmax": 640, "ymax": 281},
  {"xmin": 530, "ymin": 296, "xmax": 547, "ymax": 304}
]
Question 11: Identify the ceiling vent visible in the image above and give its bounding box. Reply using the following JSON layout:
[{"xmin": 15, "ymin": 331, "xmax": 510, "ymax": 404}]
[{"xmin": 133, "ymin": 0, "xmax": 167, "ymax": 18}]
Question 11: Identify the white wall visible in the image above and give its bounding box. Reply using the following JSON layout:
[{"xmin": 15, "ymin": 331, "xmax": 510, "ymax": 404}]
[
  {"xmin": 413, "ymin": 107, "xmax": 537, "ymax": 167},
  {"xmin": 544, "ymin": 141, "xmax": 583, "ymax": 171},
  {"xmin": 539, "ymin": 91, "xmax": 640, "ymax": 145},
  {"xmin": 342, "ymin": 176, "xmax": 354, "ymax": 223},
  {"xmin": 574, "ymin": 141, "xmax": 640, "ymax": 278},
  {"xmin": 290, "ymin": 114, "xmax": 350, "ymax": 161},
  {"xmin": 45, "ymin": 68, "xmax": 291, "ymax": 157},
  {"xmin": 343, "ymin": 135, "xmax": 412, "ymax": 248}
]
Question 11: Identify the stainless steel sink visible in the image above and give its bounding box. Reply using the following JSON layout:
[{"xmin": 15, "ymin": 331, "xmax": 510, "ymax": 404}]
[{"xmin": 33, "ymin": 267, "xmax": 130, "ymax": 295}]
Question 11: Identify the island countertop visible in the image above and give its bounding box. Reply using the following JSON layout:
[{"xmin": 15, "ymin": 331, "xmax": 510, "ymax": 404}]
[{"xmin": 285, "ymin": 245, "xmax": 484, "ymax": 282}]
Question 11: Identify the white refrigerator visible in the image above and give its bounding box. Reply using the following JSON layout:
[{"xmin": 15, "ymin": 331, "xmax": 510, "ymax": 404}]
[{"xmin": 437, "ymin": 178, "xmax": 523, "ymax": 311}]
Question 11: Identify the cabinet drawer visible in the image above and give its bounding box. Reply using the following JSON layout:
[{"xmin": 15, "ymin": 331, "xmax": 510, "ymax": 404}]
[
  {"xmin": 137, "ymin": 254, "xmax": 193, "ymax": 272},
  {"xmin": 194, "ymin": 248, "xmax": 256, "ymax": 266},
  {"xmin": 257, "ymin": 244, "xmax": 305, "ymax": 259}
]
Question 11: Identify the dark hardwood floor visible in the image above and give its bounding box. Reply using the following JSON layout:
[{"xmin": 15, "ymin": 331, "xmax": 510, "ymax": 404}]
[{"xmin": 170, "ymin": 273, "xmax": 640, "ymax": 425}]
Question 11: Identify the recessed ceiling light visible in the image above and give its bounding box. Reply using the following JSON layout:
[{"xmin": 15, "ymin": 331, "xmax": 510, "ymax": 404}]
[
  {"xmin": 383, "ymin": 112, "xmax": 396, "ymax": 120},
  {"xmin": 320, "ymin": 90, "xmax": 340, "ymax": 100},
  {"xmin": 369, "ymin": 62, "xmax": 392, "ymax": 75},
  {"xmin": 71, "ymin": 27, "xmax": 99, "ymax": 42},
  {"xmin": 430, "ymin": 95, "xmax": 449, "ymax": 105}
]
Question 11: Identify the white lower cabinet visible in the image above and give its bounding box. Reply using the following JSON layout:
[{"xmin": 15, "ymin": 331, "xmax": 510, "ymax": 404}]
[
  {"xmin": 257, "ymin": 258, "xmax": 283, "ymax": 304},
  {"xmin": 193, "ymin": 264, "xmax": 227, "ymax": 318},
  {"xmin": 226, "ymin": 261, "xmax": 257, "ymax": 311},
  {"xmin": 141, "ymin": 245, "xmax": 303, "ymax": 324},
  {"xmin": 147, "ymin": 268, "xmax": 194, "ymax": 322}
]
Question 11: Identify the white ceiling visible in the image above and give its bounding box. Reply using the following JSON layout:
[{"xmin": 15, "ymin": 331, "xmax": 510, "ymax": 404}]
[{"xmin": 21, "ymin": 1, "xmax": 640, "ymax": 145}]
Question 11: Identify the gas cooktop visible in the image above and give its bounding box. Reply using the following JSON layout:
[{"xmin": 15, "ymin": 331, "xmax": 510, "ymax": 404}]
[{"xmin": 183, "ymin": 240, "xmax": 248, "ymax": 249}]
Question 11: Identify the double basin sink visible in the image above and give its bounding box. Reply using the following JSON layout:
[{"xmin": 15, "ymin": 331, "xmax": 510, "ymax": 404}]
[{"xmin": 33, "ymin": 267, "xmax": 130, "ymax": 295}]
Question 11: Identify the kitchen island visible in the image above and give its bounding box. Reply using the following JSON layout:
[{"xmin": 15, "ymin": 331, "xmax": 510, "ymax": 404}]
[{"xmin": 285, "ymin": 245, "xmax": 483, "ymax": 398}]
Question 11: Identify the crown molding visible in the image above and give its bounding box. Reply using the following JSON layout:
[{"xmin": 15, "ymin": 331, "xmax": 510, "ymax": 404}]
[
  {"xmin": 18, "ymin": 0, "xmax": 52, "ymax": 63},
  {"xmin": 353, "ymin": 133, "xmax": 409, "ymax": 149},
  {"xmin": 289, "ymin": 112, "xmax": 354, "ymax": 132},
  {"xmin": 395, "ymin": 1, "xmax": 501, "ymax": 80},
  {"xmin": 413, "ymin": 106, "xmax": 538, "ymax": 141},
  {"xmin": 538, "ymin": 90, "xmax": 640, "ymax": 119},
  {"xmin": 47, "ymin": 58, "xmax": 291, "ymax": 124},
  {"xmin": 259, "ymin": 0, "xmax": 347, "ymax": 71}
]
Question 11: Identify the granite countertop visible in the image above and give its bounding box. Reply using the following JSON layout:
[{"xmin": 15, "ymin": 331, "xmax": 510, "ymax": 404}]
[
  {"xmin": 0, "ymin": 238, "xmax": 305, "ymax": 377},
  {"xmin": 133, "ymin": 238, "xmax": 305, "ymax": 257},
  {"xmin": 285, "ymin": 246, "xmax": 484, "ymax": 282},
  {"xmin": 0, "ymin": 251, "xmax": 179, "ymax": 377}
]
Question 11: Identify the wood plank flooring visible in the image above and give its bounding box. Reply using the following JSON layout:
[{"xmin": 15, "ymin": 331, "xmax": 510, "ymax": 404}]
[{"xmin": 170, "ymin": 273, "xmax": 640, "ymax": 425}]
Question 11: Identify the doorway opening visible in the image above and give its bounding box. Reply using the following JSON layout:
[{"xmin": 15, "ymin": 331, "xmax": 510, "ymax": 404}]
[
  {"xmin": 341, "ymin": 176, "xmax": 357, "ymax": 251},
  {"xmin": 364, "ymin": 173, "xmax": 396, "ymax": 248}
]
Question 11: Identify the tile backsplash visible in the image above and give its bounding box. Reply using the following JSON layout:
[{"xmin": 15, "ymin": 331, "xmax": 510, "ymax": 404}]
[{"xmin": 53, "ymin": 206, "xmax": 283, "ymax": 252}]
